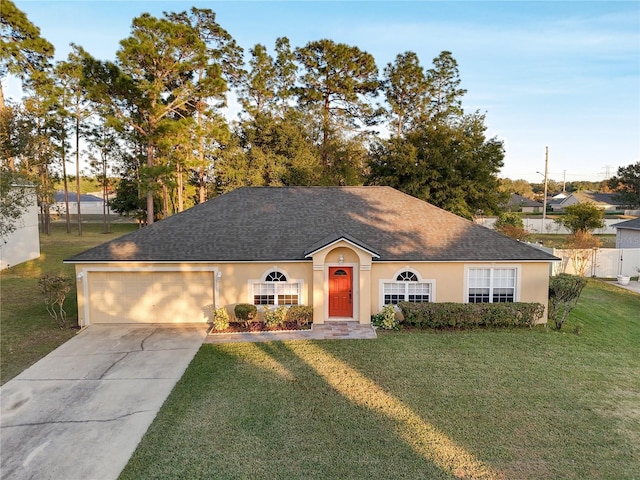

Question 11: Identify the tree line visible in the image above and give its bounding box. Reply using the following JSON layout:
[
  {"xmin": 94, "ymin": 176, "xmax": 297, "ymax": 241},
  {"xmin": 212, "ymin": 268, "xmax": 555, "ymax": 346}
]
[{"xmin": 1, "ymin": 2, "xmax": 637, "ymax": 239}]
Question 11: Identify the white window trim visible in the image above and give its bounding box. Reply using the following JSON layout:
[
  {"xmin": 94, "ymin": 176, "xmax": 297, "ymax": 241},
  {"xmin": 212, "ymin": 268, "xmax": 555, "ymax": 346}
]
[
  {"xmin": 463, "ymin": 265, "xmax": 521, "ymax": 303},
  {"xmin": 249, "ymin": 268, "xmax": 305, "ymax": 308},
  {"xmin": 378, "ymin": 268, "xmax": 436, "ymax": 310}
]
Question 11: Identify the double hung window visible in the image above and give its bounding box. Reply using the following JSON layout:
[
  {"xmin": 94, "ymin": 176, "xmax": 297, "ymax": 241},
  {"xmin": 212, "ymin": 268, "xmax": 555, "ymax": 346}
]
[
  {"xmin": 383, "ymin": 271, "xmax": 431, "ymax": 305},
  {"xmin": 468, "ymin": 268, "xmax": 516, "ymax": 303},
  {"xmin": 253, "ymin": 271, "xmax": 300, "ymax": 306}
]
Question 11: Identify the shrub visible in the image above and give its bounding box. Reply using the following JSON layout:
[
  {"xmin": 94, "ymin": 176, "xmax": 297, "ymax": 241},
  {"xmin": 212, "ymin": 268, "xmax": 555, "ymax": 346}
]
[
  {"xmin": 286, "ymin": 305, "xmax": 313, "ymax": 326},
  {"xmin": 548, "ymin": 274, "xmax": 587, "ymax": 330},
  {"xmin": 398, "ymin": 302, "xmax": 545, "ymax": 329},
  {"xmin": 371, "ymin": 304, "xmax": 399, "ymax": 330},
  {"xmin": 494, "ymin": 212, "xmax": 528, "ymax": 241},
  {"xmin": 234, "ymin": 303, "xmax": 258, "ymax": 327},
  {"xmin": 264, "ymin": 306, "xmax": 288, "ymax": 328},
  {"xmin": 38, "ymin": 275, "xmax": 72, "ymax": 328},
  {"xmin": 213, "ymin": 307, "xmax": 230, "ymax": 331}
]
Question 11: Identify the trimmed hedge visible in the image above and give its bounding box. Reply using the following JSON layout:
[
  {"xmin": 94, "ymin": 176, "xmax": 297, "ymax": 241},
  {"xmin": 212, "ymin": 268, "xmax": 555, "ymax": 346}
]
[
  {"xmin": 398, "ymin": 302, "xmax": 545, "ymax": 329},
  {"xmin": 286, "ymin": 305, "xmax": 313, "ymax": 326},
  {"xmin": 234, "ymin": 303, "xmax": 258, "ymax": 322}
]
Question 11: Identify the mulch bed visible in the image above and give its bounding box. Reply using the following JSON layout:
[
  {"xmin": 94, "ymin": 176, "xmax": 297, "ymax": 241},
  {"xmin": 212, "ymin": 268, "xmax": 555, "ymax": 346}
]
[{"xmin": 209, "ymin": 321, "xmax": 311, "ymax": 334}]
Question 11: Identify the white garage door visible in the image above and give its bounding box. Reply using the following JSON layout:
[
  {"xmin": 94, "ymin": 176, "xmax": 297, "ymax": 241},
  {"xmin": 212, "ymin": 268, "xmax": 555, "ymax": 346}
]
[{"xmin": 87, "ymin": 271, "xmax": 214, "ymax": 324}]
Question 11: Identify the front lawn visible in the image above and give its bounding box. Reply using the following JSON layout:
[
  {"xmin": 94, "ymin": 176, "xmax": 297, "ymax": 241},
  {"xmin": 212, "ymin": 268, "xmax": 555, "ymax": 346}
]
[
  {"xmin": 0, "ymin": 222, "xmax": 137, "ymax": 384},
  {"xmin": 527, "ymin": 233, "xmax": 616, "ymax": 248},
  {"xmin": 121, "ymin": 280, "xmax": 640, "ymax": 480}
]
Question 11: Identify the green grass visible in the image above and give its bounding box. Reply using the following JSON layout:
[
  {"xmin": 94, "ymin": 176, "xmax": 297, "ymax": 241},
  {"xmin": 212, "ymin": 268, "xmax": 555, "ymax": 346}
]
[
  {"xmin": 1, "ymin": 222, "xmax": 137, "ymax": 384},
  {"xmin": 120, "ymin": 280, "xmax": 640, "ymax": 480},
  {"xmin": 528, "ymin": 233, "xmax": 616, "ymax": 248}
]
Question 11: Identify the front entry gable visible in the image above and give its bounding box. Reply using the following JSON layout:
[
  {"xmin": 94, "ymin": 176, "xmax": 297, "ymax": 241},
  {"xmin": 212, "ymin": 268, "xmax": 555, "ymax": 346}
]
[
  {"xmin": 306, "ymin": 238, "xmax": 375, "ymax": 325},
  {"xmin": 304, "ymin": 232, "xmax": 380, "ymax": 260}
]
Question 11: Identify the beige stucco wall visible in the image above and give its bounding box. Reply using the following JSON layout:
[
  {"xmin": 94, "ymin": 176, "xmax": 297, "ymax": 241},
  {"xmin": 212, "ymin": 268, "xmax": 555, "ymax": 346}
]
[
  {"xmin": 74, "ymin": 257, "xmax": 551, "ymax": 326},
  {"xmin": 370, "ymin": 261, "xmax": 550, "ymax": 322},
  {"xmin": 74, "ymin": 262, "xmax": 315, "ymax": 326}
]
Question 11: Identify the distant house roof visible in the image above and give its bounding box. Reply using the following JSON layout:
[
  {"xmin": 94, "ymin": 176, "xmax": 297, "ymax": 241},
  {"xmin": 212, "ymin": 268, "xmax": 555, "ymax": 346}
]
[
  {"xmin": 547, "ymin": 197, "xmax": 565, "ymax": 206},
  {"xmin": 55, "ymin": 191, "xmax": 104, "ymax": 203},
  {"xmin": 65, "ymin": 186, "xmax": 558, "ymax": 263},
  {"xmin": 567, "ymin": 191, "xmax": 624, "ymax": 207},
  {"xmin": 613, "ymin": 217, "xmax": 640, "ymax": 231},
  {"xmin": 506, "ymin": 193, "xmax": 543, "ymax": 208}
]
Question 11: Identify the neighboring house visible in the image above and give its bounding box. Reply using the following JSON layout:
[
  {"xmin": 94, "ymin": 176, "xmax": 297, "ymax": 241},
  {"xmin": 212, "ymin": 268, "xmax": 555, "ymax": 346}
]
[
  {"xmin": 65, "ymin": 187, "xmax": 559, "ymax": 327},
  {"xmin": 550, "ymin": 191, "xmax": 627, "ymax": 212},
  {"xmin": 505, "ymin": 193, "xmax": 544, "ymax": 213},
  {"xmin": 613, "ymin": 217, "xmax": 640, "ymax": 249},
  {"xmin": 1, "ymin": 186, "xmax": 40, "ymax": 270},
  {"xmin": 54, "ymin": 191, "xmax": 116, "ymax": 216},
  {"xmin": 546, "ymin": 197, "xmax": 565, "ymax": 211}
]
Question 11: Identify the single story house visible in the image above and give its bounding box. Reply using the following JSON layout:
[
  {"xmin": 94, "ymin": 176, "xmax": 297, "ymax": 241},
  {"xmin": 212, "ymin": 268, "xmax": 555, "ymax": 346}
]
[
  {"xmin": 550, "ymin": 191, "xmax": 627, "ymax": 212},
  {"xmin": 65, "ymin": 187, "xmax": 559, "ymax": 326},
  {"xmin": 54, "ymin": 191, "xmax": 116, "ymax": 216},
  {"xmin": 505, "ymin": 193, "xmax": 544, "ymax": 213},
  {"xmin": 613, "ymin": 217, "xmax": 640, "ymax": 249}
]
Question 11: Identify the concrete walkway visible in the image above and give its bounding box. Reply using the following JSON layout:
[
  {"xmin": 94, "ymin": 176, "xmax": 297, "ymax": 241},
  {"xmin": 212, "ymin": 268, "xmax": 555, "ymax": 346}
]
[
  {"xmin": 0, "ymin": 325, "xmax": 207, "ymax": 480},
  {"xmin": 205, "ymin": 321, "xmax": 377, "ymax": 344},
  {"xmin": 613, "ymin": 280, "xmax": 640, "ymax": 295}
]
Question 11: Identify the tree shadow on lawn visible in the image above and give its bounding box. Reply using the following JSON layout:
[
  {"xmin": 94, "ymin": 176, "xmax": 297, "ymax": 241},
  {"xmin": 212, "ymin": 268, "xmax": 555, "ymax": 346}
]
[{"xmin": 121, "ymin": 340, "xmax": 502, "ymax": 480}]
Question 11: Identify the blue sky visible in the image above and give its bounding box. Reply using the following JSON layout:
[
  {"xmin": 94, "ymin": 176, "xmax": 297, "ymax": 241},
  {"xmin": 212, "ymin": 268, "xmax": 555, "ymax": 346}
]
[{"xmin": 7, "ymin": 0, "xmax": 640, "ymax": 183}]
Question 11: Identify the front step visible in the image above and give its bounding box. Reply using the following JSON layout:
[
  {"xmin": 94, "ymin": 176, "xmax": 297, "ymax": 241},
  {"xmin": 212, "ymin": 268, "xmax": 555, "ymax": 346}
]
[{"xmin": 311, "ymin": 322, "xmax": 377, "ymax": 339}]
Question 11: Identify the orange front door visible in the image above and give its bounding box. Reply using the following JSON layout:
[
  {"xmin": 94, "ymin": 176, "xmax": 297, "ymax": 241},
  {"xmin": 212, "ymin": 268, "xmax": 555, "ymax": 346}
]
[{"xmin": 329, "ymin": 267, "xmax": 353, "ymax": 317}]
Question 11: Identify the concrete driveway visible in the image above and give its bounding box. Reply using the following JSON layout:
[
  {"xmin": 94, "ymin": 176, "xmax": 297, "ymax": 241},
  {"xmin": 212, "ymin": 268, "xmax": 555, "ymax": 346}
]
[{"xmin": 0, "ymin": 324, "xmax": 207, "ymax": 480}]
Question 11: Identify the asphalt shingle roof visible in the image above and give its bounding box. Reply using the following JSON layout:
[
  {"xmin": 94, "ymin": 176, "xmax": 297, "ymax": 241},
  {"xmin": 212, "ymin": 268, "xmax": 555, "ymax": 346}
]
[
  {"xmin": 569, "ymin": 191, "xmax": 623, "ymax": 206},
  {"xmin": 613, "ymin": 217, "xmax": 640, "ymax": 231},
  {"xmin": 507, "ymin": 193, "xmax": 543, "ymax": 208},
  {"xmin": 55, "ymin": 191, "xmax": 105, "ymax": 203},
  {"xmin": 65, "ymin": 187, "xmax": 558, "ymax": 263}
]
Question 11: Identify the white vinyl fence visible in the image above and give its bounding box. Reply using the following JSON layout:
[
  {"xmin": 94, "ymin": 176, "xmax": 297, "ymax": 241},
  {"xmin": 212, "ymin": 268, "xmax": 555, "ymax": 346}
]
[
  {"xmin": 476, "ymin": 217, "xmax": 621, "ymax": 235},
  {"xmin": 551, "ymin": 248, "xmax": 640, "ymax": 278}
]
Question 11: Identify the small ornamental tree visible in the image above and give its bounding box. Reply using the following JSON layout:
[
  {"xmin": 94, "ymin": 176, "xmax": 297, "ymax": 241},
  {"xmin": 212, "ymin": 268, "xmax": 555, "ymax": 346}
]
[
  {"xmin": 38, "ymin": 274, "xmax": 72, "ymax": 328},
  {"xmin": 494, "ymin": 212, "xmax": 528, "ymax": 240},
  {"xmin": 555, "ymin": 202, "xmax": 605, "ymax": 235},
  {"xmin": 565, "ymin": 231, "xmax": 601, "ymax": 277},
  {"xmin": 548, "ymin": 274, "xmax": 587, "ymax": 330}
]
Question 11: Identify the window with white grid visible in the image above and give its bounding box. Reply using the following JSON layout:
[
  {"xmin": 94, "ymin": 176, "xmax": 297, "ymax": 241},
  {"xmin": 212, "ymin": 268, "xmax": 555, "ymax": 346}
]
[
  {"xmin": 252, "ymin": 271, "xmax": 301, "ymax": 306},
  {"xmin": 468, "ymin": 268, "xmax": 515, "ymax": 303},
  {"xmin": 383, "ymin": 271, "xmax": 431, "ymax": 305}
]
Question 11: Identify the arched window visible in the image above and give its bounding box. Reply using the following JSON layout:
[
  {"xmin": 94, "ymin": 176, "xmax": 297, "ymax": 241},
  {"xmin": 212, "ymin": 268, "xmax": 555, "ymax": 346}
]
[
  {"xmin": 396, "ymin": 271, "xmax": 418, "ymax": 281},
  {"xmin": 253, "ymin": 270, "xmax": 301, "ymax": 306},
  {"xmin": 265, "ymin": 271, "xmax": 287, "ymax": 282},
  {"xmin": 383, "ymin": 270, "xmax": 431, "ymax": 305}
]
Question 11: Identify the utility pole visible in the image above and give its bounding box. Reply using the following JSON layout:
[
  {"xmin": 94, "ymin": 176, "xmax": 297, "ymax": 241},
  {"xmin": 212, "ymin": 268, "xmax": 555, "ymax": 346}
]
[
  {"xmin": 543, "ymin": 146, "xmax": 549, "ymax": 224},
  {"xmin": 562, "ymin": 170, "xmax": 566, "ymax": 192}
]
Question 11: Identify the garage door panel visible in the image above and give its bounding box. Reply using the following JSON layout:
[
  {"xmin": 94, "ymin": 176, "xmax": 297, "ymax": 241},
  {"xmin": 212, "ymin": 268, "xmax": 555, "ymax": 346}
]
[{"xmin": 88, "ymin": 271, "xmax": 213, "ymax": 324}]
